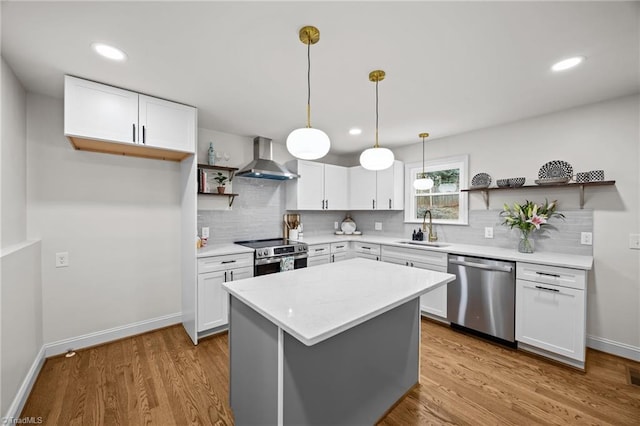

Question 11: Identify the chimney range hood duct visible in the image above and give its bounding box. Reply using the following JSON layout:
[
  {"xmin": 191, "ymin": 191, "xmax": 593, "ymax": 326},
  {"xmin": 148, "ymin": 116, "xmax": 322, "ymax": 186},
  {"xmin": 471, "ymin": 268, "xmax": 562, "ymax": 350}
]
[{"xmin": 236, "ymin": 137, "xmax": 298, "ymax": 180}]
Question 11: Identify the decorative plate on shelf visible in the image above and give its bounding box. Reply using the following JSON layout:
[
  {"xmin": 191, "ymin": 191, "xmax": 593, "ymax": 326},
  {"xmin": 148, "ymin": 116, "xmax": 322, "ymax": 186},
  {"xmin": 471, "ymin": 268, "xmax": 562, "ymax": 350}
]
[
  {"xmin": 471, "ymin": 173, "xmax": 492, "ymax": 188},
  {"xmin": 341, "ymin": 215, "xmax": 357, "ymax": 234},
  {"xmin": 534, "ymin": 177, "xmax": 571, "ymax": 185},
  {"xmin": 538, "ymin": 160, "xmax": 573, "ymax": 179}
]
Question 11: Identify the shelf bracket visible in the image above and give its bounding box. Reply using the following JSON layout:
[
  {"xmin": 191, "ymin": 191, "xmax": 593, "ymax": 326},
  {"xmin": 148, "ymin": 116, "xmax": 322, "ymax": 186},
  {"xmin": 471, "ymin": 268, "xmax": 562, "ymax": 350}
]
[
  {"xmin": 229, "ymin": 170, "xmax": 236, "ymax": 182},
  {"xmin": 579, "ymin": 184, "xmax": 585, "ymax": 209},
  {"xmin": 228, "ymin": 195, "xmax": 236, "ymax": 207},
  {"xmin": 482, "ymin": 190, "xmax": 490, "ymax": 210}
]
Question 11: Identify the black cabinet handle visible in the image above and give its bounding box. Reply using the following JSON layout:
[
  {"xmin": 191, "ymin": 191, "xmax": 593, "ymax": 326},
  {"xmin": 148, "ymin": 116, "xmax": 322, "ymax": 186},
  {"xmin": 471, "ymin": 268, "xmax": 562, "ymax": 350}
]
[
  {"xmin": 389, "ymin": 199, "xmax": 392, "ymax": 209},
  {"xmin": 315, "ymin": 248, "xmax": 325, "ymax": 252},
  {"xmin": 221, "ymin": 260, "xmax": 236, "ymax": 264},
  {"xmin": 230, "ymin": 270, "xmax": 234, "ymax": 281},
  {"xmin": 224, "ymin": 271, "xmax": 228, "ymax": 282},
  {"xmin": 535, "ymin": 285, "xmax": 560, "ymax": 293},
  {"xmin": 372, "ymin": 199, "xmax": 375, "ymax": 209},
  {"xmin": 536, "ymin": 271, "xmax": 560, "ymax": 278},
  {"xmin": 326, "ymin": 199, "xmax": 328, "ymax": 209},
  {"xmin": 142, "ymin": 125, "xmax": 146, "ymax": 144},
  {"xmin": 133, "ymin": 124, "xmax": 136, "ymax": 142}
]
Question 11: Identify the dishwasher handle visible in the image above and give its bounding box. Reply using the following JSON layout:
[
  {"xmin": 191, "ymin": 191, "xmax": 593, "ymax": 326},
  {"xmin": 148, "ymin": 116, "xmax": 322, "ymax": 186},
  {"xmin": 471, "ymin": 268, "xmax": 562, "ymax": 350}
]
[{"xmin": 449, "ymin": 258, "xmax": 513, "ymax": 273}]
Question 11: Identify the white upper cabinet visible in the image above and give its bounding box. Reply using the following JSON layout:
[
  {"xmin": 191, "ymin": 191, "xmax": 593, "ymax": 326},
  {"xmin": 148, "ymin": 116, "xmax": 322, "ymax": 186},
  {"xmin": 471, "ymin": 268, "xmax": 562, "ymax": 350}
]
[
  {"xmin": 286, "ymin": 160, "xmax": 348, "ymax": 210},
  {"xmin": 138, "ymin": 94, "xmax": 196, "ymax": 153},
  {"xmin": 65, "ymin": 76, "xmax": 139, "ymax": 144},
  {"xmin": 348, "ymin": 161, "xmax": 404, "ymax": 210},
  {"xmin": 64, "ymin": 76, "xmax": 196, "ymax": 161}
]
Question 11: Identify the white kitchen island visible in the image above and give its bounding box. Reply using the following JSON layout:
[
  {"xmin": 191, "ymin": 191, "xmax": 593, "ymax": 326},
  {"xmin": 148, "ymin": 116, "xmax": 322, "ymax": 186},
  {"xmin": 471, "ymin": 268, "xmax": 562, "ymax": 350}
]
[{"xmin": 222, "ymin": 258, "xmax": 455, "ymax": 425}]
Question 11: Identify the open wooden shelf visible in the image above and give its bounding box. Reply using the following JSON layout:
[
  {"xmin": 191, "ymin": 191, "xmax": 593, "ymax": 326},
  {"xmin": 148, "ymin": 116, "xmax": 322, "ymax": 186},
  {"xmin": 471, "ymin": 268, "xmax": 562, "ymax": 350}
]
[
  {"xmin": 462, "ymin": 180, "xmax": 616, "ymax": 209},
  {"xmin": 197, "ymin": 192, "xmax": 238, "ymax": 207},
  {"xmin": 197, "ymin": 164, "xmax": 239, "ymax": 181}
]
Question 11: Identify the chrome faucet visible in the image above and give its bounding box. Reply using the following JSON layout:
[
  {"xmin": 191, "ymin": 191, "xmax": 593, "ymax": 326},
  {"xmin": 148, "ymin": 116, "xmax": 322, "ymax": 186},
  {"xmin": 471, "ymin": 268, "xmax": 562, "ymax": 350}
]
[{"xmin": 422, "ymin": 210, "xmax": 438, "ymax": 242}]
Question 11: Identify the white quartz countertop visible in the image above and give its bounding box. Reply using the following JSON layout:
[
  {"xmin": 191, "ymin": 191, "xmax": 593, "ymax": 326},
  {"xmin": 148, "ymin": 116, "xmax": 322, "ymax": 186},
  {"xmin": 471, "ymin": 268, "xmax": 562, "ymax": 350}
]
[
  {"xmin": 223, "ymin": 258, "xmax": 455, "ymax": 346},
  {"xmin": 298, "ymin": 234, "xmax": 593, "ymax": 270},
  {"xmin": 197, "ymin": 243, "xmax": 254, "ymax": 258}
]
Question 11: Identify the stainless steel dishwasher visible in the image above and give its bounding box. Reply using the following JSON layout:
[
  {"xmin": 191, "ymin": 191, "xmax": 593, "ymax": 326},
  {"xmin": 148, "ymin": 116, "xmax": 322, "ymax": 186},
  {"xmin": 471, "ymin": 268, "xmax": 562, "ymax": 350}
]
[{"xmin": 447, "ymin": 255, "xmax": 516, "ymax": 343}]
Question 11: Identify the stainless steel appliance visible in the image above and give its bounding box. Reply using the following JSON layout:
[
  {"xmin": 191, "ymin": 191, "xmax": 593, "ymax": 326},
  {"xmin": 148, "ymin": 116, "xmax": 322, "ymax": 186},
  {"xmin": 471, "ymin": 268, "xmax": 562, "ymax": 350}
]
[
  {"xmin": 447, "ymin": 255, "xmax": 516, "ymax": 343},
  {"xmin": 236, "ymin": 137, "xmax": 298, "ymax": 180},
  {"xmin": 235, "ymin": 238, "xmax": 308, "ymax": 276}
]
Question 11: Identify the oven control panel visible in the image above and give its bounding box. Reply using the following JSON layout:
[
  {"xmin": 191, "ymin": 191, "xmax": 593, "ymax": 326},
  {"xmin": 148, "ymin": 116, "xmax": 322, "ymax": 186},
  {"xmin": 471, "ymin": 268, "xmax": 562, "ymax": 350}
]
[{"xmin": 255, "ymin": 243, "xmax": 308, "ymax": 259}]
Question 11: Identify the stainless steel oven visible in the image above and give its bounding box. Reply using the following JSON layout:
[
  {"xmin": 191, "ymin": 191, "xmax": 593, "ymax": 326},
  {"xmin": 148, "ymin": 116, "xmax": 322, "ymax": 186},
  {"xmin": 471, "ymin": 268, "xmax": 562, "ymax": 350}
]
[{"xmin": 235, "ymin": 238, "xmax": 308, "ymax": 276}]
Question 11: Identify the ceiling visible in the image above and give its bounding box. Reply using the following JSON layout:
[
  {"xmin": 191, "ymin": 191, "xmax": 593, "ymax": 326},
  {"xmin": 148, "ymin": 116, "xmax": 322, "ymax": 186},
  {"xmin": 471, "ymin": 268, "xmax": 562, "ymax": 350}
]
[{"xmin": 2, "ymin": 1, "xmax": 638, "ymax": 155}]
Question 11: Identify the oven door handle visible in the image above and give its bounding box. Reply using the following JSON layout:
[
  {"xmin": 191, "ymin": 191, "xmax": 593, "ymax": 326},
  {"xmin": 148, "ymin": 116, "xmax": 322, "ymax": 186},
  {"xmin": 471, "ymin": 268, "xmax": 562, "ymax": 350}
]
[{"xmin": 255, "ymin": 253, "xmax": 308, "ymax": 266}]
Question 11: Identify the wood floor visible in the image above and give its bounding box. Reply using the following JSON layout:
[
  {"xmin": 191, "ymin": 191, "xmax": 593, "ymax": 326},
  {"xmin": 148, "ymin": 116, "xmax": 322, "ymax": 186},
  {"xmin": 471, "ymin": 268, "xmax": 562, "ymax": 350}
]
[{"xmin": 22, "ymin": 320, "xmax": 640, "ymax": 425}]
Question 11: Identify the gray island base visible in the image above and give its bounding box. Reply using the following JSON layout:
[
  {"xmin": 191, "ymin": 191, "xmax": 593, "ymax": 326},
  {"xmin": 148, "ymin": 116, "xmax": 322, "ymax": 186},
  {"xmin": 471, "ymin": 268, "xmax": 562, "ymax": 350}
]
[{"xmin": 224, "ymin": 258, "xmax": 455, "ymax": 425}]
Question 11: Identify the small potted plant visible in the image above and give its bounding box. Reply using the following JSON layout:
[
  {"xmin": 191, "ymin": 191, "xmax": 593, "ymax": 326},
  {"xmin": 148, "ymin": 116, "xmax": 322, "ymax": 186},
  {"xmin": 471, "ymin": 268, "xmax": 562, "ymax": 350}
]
[{"xmin": 214, "ymin": 172, "xmax": 228, "ymax": 194}]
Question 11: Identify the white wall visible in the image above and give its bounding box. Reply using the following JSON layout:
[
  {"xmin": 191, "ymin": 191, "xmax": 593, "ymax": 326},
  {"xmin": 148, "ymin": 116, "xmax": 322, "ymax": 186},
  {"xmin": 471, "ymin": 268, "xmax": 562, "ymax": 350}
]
[
  {"xmin": 0, "ymin": 57, "xmax": 43, "ymax": 417},
  {"xmin": 392, "ymin": 95, "xmax": 640, "ymax": 351},
  {"xmin": 1, "ymin": 59, "xmax": 26, "ymax": 248},
  {"xmin": 26, "ymin": 93, "xmax": 183, "ymax": 344}
]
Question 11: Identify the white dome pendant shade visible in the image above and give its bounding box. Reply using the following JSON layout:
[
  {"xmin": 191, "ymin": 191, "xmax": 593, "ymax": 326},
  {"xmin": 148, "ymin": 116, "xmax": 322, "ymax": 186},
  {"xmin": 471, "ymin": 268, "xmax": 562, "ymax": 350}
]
[
  {"xmin": 360, "ymin": 147, "xmax": 395, "ymax": 171},
  {"xmin": 287, "ymin": 128, "xmax": 330, "ymax": 160},
  {"xmin": 413, "ymin": 132, "xmax": 434, "ymax": 190},
  {"xmin": 360, "ymin": 70, "xmax": 395, "ymax": 171},
  {"xmin": 286, "ymin": 26, "xmax": 330, "ymax": 160}
]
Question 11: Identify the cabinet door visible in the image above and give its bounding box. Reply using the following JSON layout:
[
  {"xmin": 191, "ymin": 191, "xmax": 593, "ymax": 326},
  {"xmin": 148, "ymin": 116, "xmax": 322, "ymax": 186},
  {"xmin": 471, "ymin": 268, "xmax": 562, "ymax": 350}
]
[
  {"xmin": 516, "ymin": 279, "xmax": 585, "ymax": 361},
  {"xmin": 376, "ymin": 161, "xmax": 403, "ymax": 210},
  {"xmin": 138, "ymin": 95, "xmax": 196, "ymax": 153},
  {"xmin": 349, "ymin": 166, "xmax": 377, "ymax": 210},
  {"xmin": 308, "ymin": 255, "xmax": 330, "ymax": 267},
  {"xmin": 412, "ymin": 259, "xmax": 448, "ymax": 319},
  {"xmin": 64, "ymin": 76, "xmax": 138, "ymax": 144},
  {"xmin": 197, "ymin": 270, "xmax": 228, "ymax": 332},
  {"xmin": 324, "ymin": 164, "xmax": 348, "ymax": 210},
  {"xmin": 295, "ymin": 161, "xmax": 326, "ymax": 210},
  {"xmin": 331, "ymin": 252, "xmax": 348, "ymax": 263},
  {"xmin": 228, "ymin": 266, "xmax": 254, "ymax": 282}
]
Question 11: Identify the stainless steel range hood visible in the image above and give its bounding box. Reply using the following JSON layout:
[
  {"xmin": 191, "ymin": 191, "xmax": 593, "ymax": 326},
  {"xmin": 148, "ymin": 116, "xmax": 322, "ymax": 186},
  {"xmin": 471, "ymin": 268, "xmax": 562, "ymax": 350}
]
[{"xmin": 236, "ymin": 137, "xmax": 298, "ymax": 180}]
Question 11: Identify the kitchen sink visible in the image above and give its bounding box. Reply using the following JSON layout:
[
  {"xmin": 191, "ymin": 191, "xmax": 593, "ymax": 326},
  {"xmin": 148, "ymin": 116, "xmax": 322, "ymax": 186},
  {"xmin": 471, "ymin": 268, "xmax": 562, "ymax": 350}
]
[{"xmin": 397, "ymin": 241, "xmax": 449, "ymax": 248}]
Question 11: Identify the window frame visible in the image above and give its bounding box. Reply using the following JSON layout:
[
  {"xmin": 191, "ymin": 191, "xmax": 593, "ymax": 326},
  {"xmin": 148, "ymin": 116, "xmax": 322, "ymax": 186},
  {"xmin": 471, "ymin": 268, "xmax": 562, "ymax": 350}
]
[{"xmin": 404, "ymin": 155, "xmax": 469, "ymax": 225}]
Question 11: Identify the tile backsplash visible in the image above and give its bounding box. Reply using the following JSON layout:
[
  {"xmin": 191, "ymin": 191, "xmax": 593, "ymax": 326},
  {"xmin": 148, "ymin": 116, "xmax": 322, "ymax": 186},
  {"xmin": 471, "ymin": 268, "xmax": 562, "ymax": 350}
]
[{"xmin": 198, "ymin": 179, "xmax": 592, "ymax": 255}]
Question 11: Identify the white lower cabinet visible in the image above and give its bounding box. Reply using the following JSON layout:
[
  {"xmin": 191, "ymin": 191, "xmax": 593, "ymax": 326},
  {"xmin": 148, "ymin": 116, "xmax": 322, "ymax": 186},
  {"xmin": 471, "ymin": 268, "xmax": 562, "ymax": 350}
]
[
  {"xmin": 515, "ymin": 262, "xmax": 587, "ymax": 367},
  {"xmin": 307, "ymin": 243, "xmax": 331, "ymax": 267},
  {"xmin": 381, "ymin": 245, "xmax": 448, "ymax": 320},
  {"xmin": 330, "ymin": 242, "xmax": 349, "ymax": 263},
  {"xmin": 197, "ymin": 253, "xmax": 253, "ymax": 332},
  {"xmin": 352, "ymin": 242, "xmax": 380, "ymax": 261}
]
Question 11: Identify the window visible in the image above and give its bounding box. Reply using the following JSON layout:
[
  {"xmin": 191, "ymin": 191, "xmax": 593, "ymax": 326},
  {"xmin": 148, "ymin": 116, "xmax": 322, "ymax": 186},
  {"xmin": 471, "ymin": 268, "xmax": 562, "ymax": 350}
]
[{"xmin": 404, "ymin": 155, "xmax": 469, "ymax": 225}]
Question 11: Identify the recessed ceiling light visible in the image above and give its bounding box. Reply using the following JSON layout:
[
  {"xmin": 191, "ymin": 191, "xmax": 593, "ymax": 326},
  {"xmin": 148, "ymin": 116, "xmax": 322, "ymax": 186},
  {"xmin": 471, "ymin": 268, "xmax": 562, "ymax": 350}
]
[
  {"xmin": 551, "ymin": 56, "xmax": 585, "ymax": 72},
  {"xmin": 349, "ymin": 128, "xmax": 362, "ymax": 135},
  {"xmin": 91, "ymin": 43, "xmax": 127, "ymax": 61}
]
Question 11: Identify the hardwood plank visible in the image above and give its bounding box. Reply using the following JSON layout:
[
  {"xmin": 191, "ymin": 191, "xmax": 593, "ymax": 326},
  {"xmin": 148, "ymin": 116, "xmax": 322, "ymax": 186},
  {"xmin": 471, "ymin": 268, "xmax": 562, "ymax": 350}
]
[{"xmin": 21, "ymin": 320, "xmax": 640, "ymax": 425}]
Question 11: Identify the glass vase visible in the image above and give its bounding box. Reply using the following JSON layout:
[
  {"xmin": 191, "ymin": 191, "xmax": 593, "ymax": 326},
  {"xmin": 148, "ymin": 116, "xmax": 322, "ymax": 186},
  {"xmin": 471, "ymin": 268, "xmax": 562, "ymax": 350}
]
[{"xmin": 518, "ymin": 230, "xmax": 535, "ymax": 253}]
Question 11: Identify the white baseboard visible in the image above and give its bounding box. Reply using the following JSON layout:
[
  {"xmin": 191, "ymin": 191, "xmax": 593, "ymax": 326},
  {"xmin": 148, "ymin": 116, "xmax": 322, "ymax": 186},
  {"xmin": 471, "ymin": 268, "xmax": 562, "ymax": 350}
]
[
  {"xmin": 4, "ymin": 346, "xmax": 46, "ymax": 423},
  {"xmin": 44, "ymin": 312, "xmax": 182, "ymax": 357},
  {"xmin": 587, "ymin": 335, "xmax": 640, "ymax": 362}
]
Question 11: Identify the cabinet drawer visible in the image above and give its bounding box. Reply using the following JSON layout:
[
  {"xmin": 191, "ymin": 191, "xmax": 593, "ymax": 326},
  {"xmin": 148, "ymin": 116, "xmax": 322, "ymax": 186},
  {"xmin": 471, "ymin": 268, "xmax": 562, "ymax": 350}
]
[
  {"xmin": 382, "ymin": 245, "xmax": 447, "ymax": 268},
  {"xmin": 330, "ymin": 242, "xmax": 349, "ymax": 254},
  {"xmin": 352, "ymin": 242, "xmax": 381, "ymax": 256},
  {"xmin": 308, "ymin": 243, "xmax": 330, "ymax": 257},
  {"xmin": 517, "ymin": 262, "xmax": 586, "ymax": 291},
  {"xmin": 198, "ymin": 253, "xmax": 253, "ymax": 274}
]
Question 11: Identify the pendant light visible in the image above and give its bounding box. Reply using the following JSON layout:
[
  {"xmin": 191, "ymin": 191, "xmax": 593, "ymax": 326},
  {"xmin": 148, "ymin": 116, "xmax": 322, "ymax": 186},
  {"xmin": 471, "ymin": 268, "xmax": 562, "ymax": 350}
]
[
  {"xmin": 286, "ymin": 26, "xmax": 330, "ymax": 160},
  {"xmin": 413, "ymin": 133, "xmax": 434, "ymax": 190},
  {"xmin": 360, "ymin": 70, "xmax": 394, "ymax": 171}
]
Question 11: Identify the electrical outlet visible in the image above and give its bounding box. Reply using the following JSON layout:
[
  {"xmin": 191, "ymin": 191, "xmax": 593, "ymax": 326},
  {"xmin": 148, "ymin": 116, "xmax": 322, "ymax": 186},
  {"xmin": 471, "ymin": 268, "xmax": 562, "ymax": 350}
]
[
  {"xmin": 580, "ymin": 232, "xmax": 593, "ymax": 245},
  {"xmin": 334, "ymin": 222, "xmax": 339, "ymax": 230},
  {"xmin": 484, "ymin": 227, "xmax": 494, "ymax": 239},
  {"xmin": 202, "ymin": 227, "xmax": 210, "ymax": 238},
  {"xmin": 630, "ymin": 234, "xmax": 640, "ymax": 250},
  {"xmin": 56, "ymin": 252, "xmax": 69, "ymax": 268},
  {"xmin": 375, "ymin": 222, "xmax": 383, "ymax": 231}
]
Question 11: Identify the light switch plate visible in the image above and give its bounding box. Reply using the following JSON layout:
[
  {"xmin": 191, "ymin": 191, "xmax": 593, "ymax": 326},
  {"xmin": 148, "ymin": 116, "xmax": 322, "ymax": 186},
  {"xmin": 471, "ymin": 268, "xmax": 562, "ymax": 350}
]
[
  {"xmin": 581, "ymin": 232, "xmax": 593, "ymax": 245},
  {"xmin": 630, "ymin": 234, "xmax": 640, "ymax": 250},
  {"xmin": 202, "ymin": 227, "xmax": 209, "ymax": 238},
  {"xmin": 484, "ymin": 227, "xmax": 494, "ymax": 238},
  {"xmin": 375, "ymin": 222, "xmax": 383, "ymax": 231},
  {"xmin": 56, "ymin": 252, "xmax": 69, "ymax": 268}
]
